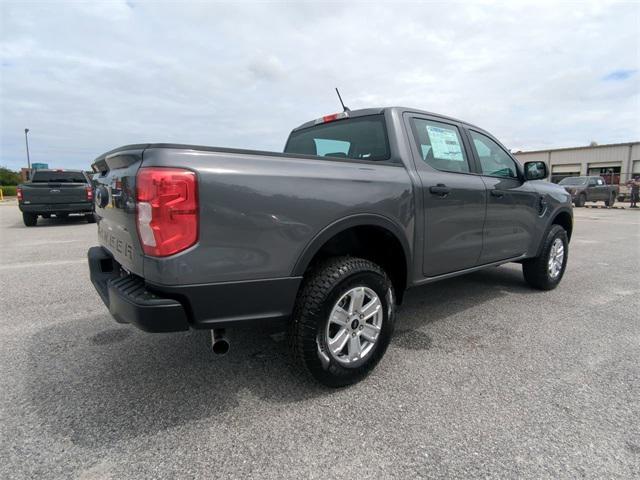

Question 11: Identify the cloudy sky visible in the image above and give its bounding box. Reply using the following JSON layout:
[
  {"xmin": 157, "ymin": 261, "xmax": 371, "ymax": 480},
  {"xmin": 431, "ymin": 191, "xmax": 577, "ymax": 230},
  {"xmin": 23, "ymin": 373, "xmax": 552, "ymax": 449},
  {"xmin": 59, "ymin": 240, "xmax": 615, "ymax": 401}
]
[{"xmin": 1, "ymin": 0, "xmax": 639, "ymax": 170}]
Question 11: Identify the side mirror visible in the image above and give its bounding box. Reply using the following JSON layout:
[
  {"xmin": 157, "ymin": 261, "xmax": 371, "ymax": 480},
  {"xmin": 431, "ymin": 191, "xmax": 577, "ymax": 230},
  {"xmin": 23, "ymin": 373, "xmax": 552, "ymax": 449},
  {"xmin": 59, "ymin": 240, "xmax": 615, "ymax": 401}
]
[{"xmin": 524, "ymin": 161, "xmax": 548, "ymax": 181}]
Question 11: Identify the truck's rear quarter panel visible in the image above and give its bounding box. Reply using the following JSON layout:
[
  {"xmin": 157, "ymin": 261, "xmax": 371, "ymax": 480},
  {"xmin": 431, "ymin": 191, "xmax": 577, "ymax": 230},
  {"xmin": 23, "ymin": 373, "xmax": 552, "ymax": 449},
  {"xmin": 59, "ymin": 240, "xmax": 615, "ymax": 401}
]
[{"xmin": 141, "ymin": 147, "xmax": 414, "ymax": 286}]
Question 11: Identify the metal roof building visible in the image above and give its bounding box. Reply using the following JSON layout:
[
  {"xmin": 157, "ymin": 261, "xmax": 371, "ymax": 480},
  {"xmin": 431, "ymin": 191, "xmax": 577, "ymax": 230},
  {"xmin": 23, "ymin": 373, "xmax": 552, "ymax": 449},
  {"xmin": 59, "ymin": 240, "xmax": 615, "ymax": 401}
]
[{"xmin": 514, "ymin": 141, "xmax": 640, "ymax": 184}]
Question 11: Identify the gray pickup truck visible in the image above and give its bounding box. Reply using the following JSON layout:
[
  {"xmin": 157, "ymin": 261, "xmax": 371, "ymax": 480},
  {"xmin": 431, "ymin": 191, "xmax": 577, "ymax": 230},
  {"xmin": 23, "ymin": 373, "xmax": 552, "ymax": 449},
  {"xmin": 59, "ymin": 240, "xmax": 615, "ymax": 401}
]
[
  {"xmin": 88, "ymin": 106, "xmax": 573, "ymax": 386},
  {"xmin": 18, "ymin": 169, "xmax": 95, "ymax": 226},
  {"xmin": 558, "ymin": 175, "xmax": 619, "ymax": 207}
]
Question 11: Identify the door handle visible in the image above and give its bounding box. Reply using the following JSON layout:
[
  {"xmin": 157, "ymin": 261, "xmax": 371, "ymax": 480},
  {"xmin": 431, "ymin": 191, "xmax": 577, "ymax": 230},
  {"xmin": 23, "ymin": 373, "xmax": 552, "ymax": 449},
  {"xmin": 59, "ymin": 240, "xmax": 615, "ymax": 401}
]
[
  {"xmin": 490, "ymin": 190, "xmax": 504, "ymax": 198},
  {"xmin": 429, "ymin": 184, "xmax": 450, "ymax": 196}
]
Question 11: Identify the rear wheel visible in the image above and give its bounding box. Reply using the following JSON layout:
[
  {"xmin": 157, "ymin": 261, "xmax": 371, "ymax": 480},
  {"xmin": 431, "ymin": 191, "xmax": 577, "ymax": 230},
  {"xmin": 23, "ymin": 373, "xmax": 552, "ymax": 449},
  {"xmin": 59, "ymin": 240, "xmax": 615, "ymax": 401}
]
[
  {"xmin": 605, "ymin": 193, "xmax": 615, "ymax": 207},
  {"xmin": 522, "ymin": 224, "xmax": 568, "ymax": 290},
  {"xmin": 86, "ymin": 213, "xmax": 96, "ymax": 223},
  {"xmin": 289, "ymin": 256, "xmax": 396, "ymax": 387},
  {"xmin": 22, "ymin": 212, "xmax": 37, "ymax": 227},
  {"xmin": 574, "ymin": 194, "xmax": 586, "ymax": 207}
]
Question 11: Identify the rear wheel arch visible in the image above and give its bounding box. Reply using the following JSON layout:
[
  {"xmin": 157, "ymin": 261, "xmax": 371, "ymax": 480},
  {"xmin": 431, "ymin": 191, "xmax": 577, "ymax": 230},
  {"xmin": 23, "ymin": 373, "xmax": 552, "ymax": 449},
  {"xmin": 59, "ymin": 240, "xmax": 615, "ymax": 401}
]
[{"xmin": 292, "ymin": 215, "xmax": 411, "ymax": 304}]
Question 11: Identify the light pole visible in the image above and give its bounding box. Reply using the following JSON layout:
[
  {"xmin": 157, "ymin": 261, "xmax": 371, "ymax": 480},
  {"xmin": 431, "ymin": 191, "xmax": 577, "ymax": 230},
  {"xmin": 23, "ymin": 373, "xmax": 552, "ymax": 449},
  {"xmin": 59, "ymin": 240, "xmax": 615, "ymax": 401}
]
[{"xmin": 24, "ymin": 128, "xmax": 31, "ymax": 170}]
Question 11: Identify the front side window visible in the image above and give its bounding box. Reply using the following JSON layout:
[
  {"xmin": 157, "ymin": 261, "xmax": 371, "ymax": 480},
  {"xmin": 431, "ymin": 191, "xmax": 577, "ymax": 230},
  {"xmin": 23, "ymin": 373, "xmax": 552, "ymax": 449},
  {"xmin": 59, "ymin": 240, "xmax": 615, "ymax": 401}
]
[
  {"xmin": 285, "ymin": 115, "xmax": 390, "ymax": 161},
  {"xmin": 410, "ymin": 118, "xmax": 470, "ymax": 173},
  {"xmin": 470, "ymin": 131, "xmax": 518, "ymax": 179}
]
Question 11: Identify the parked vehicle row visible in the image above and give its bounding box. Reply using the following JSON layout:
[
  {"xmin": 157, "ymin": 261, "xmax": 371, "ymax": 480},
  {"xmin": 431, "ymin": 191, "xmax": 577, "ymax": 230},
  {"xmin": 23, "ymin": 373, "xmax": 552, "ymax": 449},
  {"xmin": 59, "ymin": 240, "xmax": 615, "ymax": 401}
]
[{"xmin": 87, "ymin": 106, "xmax": 573, "ymax": 386}]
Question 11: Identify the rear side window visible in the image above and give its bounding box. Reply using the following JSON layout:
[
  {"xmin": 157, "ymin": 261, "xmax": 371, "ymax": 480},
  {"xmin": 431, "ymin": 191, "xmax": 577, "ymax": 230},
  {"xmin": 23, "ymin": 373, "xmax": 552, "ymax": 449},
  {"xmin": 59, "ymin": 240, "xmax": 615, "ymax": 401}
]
[
  {"xmin": 410, "ymin": 118, "xmax": 470, "ymax": 173},
  {"xmin": 31, "ymin": 171, "xmax": 87, "ymax": 183},
  {"xmin": 285, "ymin": 115, "xmax": 390, "ymax": 161}
]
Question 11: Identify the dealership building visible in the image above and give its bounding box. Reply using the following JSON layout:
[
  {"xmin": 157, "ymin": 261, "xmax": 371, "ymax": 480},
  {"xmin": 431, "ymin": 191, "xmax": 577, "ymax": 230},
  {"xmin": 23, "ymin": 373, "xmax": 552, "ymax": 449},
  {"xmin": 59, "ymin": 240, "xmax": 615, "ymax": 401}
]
[{"xmin": 514, "ymin": 141, "xmax": 640, "ymax": 184}]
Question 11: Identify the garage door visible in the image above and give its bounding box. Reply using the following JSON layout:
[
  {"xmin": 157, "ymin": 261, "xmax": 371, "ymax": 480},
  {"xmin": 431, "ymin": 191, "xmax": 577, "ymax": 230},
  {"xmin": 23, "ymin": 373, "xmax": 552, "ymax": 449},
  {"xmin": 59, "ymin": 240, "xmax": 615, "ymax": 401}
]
[
  {"xmin": 589, "ymin": 164, "xmax": 621, "ymax": 185},
  {"xmin": 550, "ymin": 164, "xmax": 581, "ymax": 184},
  {"xmin": 551, "ymin": 164, "xmax": 581, "ymax": 173},
  {"xmin": 588, "ymin": 162, "xmax": 621, "ymax": 169}
]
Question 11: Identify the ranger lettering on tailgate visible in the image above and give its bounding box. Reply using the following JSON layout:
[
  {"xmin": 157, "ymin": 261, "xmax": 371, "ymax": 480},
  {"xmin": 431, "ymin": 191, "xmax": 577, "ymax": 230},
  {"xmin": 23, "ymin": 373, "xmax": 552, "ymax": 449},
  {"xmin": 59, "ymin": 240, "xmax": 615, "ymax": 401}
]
[{"xmin": 99, "ymin": 222, "xmax": 134, "ymax": 261}]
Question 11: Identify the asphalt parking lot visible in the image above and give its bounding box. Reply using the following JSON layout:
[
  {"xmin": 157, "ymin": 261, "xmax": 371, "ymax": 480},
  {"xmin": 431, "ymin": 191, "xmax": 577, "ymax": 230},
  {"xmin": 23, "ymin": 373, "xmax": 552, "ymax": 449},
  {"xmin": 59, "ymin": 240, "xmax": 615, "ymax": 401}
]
[{"xmin": 0, "ymin": 204, "xmax": 638, "ymax": 479}]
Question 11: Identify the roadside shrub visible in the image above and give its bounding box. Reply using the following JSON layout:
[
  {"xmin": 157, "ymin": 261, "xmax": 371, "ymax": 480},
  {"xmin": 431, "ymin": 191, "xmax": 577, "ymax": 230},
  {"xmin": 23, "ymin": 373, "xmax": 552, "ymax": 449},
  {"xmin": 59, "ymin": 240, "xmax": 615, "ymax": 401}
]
[
  {"xmin": 1, "ymin": 185, "xmax": 17, "ymax": 197},
  {"xmin": 0, "ymin": 166, "xmax": 21, "ymax": 186}
]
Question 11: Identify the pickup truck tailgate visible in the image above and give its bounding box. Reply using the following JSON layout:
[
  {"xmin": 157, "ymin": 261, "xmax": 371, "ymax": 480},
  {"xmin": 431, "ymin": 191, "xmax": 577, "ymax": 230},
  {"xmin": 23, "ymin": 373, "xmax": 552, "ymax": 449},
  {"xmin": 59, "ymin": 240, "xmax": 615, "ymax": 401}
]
[
  {"xmin": 93, "ymin": 147, "xmax": 147, "ymax": 276},
  {"xmin": 22, "ymin": 182, "xmax": 89, "ymax": 204}
]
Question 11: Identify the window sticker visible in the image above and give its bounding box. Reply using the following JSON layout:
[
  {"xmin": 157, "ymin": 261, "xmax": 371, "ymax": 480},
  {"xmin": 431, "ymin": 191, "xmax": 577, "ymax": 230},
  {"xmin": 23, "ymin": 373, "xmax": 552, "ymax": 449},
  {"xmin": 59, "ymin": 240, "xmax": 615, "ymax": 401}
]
[{"xmin": 426, "ymin": 125, "xmax": 464, "ymax": 161}]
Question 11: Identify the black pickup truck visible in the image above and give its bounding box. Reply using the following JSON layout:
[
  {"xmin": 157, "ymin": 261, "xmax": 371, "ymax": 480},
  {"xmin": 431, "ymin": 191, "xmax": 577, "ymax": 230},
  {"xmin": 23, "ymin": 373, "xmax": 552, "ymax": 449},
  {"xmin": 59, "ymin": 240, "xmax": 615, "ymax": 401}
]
[{"xmin": 17, "ymin": 169, "xmax": 95, "ymax": 226}]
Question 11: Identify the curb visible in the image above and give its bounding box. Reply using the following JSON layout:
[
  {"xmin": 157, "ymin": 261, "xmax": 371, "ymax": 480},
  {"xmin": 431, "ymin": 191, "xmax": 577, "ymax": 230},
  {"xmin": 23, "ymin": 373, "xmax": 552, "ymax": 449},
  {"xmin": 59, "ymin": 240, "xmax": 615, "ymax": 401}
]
[{"xmin": 584, "ymin": 205, "xmax": 625, "ymax": 210}]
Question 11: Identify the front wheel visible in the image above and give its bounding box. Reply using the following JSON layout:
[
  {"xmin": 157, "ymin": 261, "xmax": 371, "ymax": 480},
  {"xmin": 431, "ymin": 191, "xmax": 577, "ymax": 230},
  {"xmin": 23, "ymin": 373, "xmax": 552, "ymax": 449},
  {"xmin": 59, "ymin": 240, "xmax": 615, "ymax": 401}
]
[
  {"xmin": 522, "ymin": 225, "xmax": 569, "ymax": 290},
  {"xmin": 289, "ymin": 256, "xmax": 396, "ymax": 387},
  {"xmin": 22, "ymin": 212, "xmax": 37, "ymax": 227}
]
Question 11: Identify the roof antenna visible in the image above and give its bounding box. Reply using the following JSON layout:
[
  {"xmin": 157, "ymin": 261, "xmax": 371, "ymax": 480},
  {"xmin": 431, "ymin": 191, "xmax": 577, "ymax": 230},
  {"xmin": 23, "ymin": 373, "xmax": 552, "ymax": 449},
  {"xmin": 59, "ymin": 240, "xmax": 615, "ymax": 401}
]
[{"xmin": 335, "ymin": 87, "xmax": 351, "ymax": 112}]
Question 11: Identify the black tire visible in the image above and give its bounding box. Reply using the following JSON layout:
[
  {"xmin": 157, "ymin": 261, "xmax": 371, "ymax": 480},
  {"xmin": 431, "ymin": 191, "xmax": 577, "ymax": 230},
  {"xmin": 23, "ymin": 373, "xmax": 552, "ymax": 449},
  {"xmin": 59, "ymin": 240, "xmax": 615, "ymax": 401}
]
[
  {"xmin": 605, "ymin": 193, "xmax": 615, "ymax": 207},
  {"xmin": 86, "ymin": 213, "xmax": 96, "ymax": 223},
  {"xmin": 522, "ymin": 224, "xmax": 568, "ymax": 290},
  {"xmin": 289, "ymin": 256, "xmax": 396, "ymax": 387},
  {"xmin": 574, "ymin": 194, "xmax": 586, "ymax": 207},
  {"xmin": 22, "ymin": 212, "xmax": 37, "ymax": 227}
]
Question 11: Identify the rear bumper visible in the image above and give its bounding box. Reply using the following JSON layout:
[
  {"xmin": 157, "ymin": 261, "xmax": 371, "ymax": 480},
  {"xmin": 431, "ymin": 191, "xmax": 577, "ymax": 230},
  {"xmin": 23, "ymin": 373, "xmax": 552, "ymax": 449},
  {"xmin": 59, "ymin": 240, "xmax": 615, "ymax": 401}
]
[
  {"xmin": 88, "ymin": 246, "xmax": 189, "ymax": 332},
  {"xmin": 20, "ymin": 202, "xmax": 93, "ymax": 214},
  {"xmin": 88, "ymin": 246, "xmax": 302, "ymax": 332}
]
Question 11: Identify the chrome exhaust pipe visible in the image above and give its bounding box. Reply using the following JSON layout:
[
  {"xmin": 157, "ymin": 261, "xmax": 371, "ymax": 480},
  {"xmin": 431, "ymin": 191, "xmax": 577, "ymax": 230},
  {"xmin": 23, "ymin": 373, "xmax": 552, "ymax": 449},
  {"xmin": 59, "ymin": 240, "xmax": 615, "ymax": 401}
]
[{"xmin": 211, "ymin": 328, "xmax": 230, "ymax": 355}]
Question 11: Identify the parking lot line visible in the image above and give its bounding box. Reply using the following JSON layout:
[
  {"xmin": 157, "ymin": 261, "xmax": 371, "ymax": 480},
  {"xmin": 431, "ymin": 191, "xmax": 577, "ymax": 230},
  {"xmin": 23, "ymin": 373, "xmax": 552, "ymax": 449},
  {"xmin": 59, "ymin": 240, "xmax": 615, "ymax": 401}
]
[{"xmin": 0, "ymin": 259, "xmax": 85, "ymax": 270}]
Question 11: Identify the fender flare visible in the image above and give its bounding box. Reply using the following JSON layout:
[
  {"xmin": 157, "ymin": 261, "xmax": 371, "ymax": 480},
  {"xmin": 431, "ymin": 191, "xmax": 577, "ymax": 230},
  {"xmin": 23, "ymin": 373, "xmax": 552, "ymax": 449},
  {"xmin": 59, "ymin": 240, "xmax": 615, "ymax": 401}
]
[
  {"xmin": 291, "ymin": 213, "xmax": 412, "ymax": 282},
  {"xmin": 548, "ymin": 207, "xmax": 573, "ymax": 235},
  {"xmin": 536, "ymin": 207, "xmax": 573, "ymax": 257}
]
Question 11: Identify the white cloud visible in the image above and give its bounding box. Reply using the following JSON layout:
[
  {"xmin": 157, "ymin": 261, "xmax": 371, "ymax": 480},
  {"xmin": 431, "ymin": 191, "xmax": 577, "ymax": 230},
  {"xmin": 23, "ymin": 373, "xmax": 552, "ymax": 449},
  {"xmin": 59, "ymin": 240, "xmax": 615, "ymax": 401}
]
[{"xmin": 0, "ymin": 0, "xmax": 638, "ymax": 170}]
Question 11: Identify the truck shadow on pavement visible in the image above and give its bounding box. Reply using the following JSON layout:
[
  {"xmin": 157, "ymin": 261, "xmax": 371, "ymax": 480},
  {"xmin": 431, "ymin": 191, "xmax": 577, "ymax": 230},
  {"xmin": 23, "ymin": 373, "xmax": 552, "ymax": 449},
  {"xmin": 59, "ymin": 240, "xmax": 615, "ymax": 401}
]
[
  {"xmin": 7, "ymin": 215, "xmax": 91, "ymax": 228},
  {"xmin": 24, "ymin": 264, "xmax": 541, "ymax": 449},
  {"xmin": 394, "ymin": 265, "xmax": 541, "ymax": 350}
]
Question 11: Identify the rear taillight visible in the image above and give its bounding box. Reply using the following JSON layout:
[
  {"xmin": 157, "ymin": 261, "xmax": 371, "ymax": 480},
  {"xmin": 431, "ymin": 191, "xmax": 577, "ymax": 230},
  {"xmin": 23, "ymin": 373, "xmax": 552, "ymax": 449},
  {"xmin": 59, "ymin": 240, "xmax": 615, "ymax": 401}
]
[
  {"xmin": 17, "ymin": 187, "xmax": 23, "ymax": 201},
  {"xmin": 136, "ymin": 168, "xmax": 198, "ymax": 257},
  {"xmin": 86, "ymin": 186, "xmax": 93, "ymax": 201}
]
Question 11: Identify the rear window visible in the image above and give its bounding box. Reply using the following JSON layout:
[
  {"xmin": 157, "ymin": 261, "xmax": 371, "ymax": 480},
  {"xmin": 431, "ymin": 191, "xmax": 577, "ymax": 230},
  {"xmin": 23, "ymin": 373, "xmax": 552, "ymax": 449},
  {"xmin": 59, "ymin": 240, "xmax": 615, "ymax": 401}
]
[
  {"xmin": 285, "ymin": 115, "xmax": 390, "ymax": 161},
  {"xmin": 31, "ymin": 171, "xmax": 87, "ymax": 183}
]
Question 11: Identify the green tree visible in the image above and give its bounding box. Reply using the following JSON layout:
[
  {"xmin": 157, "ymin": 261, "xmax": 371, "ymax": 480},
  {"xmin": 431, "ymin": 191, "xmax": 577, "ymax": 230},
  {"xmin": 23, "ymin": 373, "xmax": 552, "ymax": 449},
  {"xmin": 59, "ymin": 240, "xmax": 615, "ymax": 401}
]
[{"xmin": 0, "ymin": 166, "xmax": 21, "ymax": 186}]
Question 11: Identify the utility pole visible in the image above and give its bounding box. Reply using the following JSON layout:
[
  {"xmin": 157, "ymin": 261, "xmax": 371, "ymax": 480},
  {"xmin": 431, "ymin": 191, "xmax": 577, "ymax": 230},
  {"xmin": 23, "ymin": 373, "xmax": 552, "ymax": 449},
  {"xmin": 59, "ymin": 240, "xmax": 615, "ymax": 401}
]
[{"xmin": 24, "ymin": 128, "xmax": 31, "ymax": 170}]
